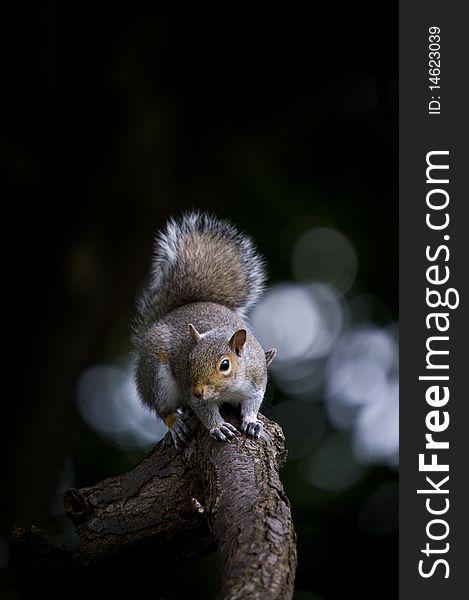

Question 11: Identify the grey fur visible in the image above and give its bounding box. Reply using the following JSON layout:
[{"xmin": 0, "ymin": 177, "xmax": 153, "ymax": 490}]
[
  {"xmin": 132, "ymin": 213, "xmax": 275, "ymax": 444},
  {"xmin": 133, "ymin": 212, "xmax": 266, "ymax": 340}
]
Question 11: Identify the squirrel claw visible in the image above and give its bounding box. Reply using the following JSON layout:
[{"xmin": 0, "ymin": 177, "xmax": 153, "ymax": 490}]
[
  {"xmin": 169, "ymin": 419, "xmax": 190, "ymax": 448},
  {"xmin": 240, "ymin": 419, "xmax": 262, "ymax": 439},
  {"xmin": 209, "ymin": 422, "xmax": 238, "ymax": 443}
]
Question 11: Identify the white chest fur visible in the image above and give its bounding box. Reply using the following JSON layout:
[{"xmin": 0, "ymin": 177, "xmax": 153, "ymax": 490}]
[{"xmin": 218, "ymin": 380, "xmax": 260, "ymax": 406}]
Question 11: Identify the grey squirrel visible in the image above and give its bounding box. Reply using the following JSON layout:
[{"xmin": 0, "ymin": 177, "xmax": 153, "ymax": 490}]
[{"xmin": 132, "ymin": 212, "xmax": 276, "ymax": 446}]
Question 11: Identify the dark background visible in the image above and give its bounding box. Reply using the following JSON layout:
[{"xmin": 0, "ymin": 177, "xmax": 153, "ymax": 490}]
[{"xmin": 1, "ymin": 3, "xmax": 397, "ymax": 599}]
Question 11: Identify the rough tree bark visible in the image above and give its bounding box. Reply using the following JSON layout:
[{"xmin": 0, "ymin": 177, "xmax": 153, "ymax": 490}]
[{"xmin": 11, "ymin": 410, "xmax": 297, "ymax": 600}]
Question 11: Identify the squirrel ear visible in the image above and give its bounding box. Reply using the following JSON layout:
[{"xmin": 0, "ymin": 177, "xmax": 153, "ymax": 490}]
[
  {"xmin": 188, "ymin": 323, "xmax": 202, "ymax": 342},
  {"xmin": 265, "ymin": 348, "xmax": 277, "ymax": 366},
  {"xmin": 229, "ymin": 329, "xmax": 247, "ymax": 357}
]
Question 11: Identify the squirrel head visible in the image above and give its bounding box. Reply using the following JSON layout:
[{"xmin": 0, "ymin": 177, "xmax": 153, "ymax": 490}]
[{"xmin": 187, "ymin": 324, "xmax": 247, "ymax": 401}]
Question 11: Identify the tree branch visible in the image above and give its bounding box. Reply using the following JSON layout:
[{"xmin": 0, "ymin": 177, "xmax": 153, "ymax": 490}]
[{"xmin": 11, "ymin": 411, "xmax": 297, "ymax": 599}]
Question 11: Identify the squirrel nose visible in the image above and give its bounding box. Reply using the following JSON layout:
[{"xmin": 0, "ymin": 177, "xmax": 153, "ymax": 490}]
[{"xmin": 192, "ymin": 384, "xmax": 205, "ymax": 399}]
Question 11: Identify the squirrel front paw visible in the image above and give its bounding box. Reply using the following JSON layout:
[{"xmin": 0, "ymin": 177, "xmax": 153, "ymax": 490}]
[
  {"xmin": 209, "ymin": 422, "xmax": 238, "ymax": 443},
  {"xmin": 240, "ymin": 418, "xmax": 262, "ymax": 439},
  {"xmin": 167, "ymin": 417, "xmax": 191, "ymax": 448}
]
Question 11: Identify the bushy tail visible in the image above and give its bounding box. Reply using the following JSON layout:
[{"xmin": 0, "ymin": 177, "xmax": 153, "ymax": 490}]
[{"xmin": 134, "ymin": 212, "xmax": 266, "ymax": 335}]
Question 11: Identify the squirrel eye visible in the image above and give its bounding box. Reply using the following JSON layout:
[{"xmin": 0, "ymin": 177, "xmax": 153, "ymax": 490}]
[{"xmin": 219, "ymin": 358, "xmax": 230, "ymax": 372}]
